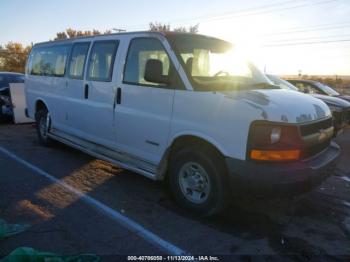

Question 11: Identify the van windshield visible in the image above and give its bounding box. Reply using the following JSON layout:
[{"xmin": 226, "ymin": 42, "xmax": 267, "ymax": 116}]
[{"xmin": 167, "ymin": 34, "xmax": 274, "ymax": 91}]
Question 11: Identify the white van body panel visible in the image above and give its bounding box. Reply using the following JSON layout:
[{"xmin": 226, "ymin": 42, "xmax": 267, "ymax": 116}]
[
  {"xmin": 112, "ymin": 34, "xmax": 179, "ymax": 165},
  {"xmin": 169, "ymin": 89, "xmax": 331, "ymax": 160},
  {"xmin": 26, "ymin": 79, "xmax": 68, "ymax": 130}
]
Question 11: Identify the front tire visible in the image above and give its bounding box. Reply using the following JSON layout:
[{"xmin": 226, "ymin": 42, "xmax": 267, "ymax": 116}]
[
  {"xmin": 35, "ymin": 108, "xmax": 53, "ymax": 146},
  {"xmin": 168, "ymin": 145, "xmax": 230, "ymax": 217}
]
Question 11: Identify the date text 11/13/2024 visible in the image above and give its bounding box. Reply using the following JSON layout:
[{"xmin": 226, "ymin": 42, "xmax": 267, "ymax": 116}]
[{"xmin": 127, "ymin": 256, "xmax": 220, "ymax": 261}]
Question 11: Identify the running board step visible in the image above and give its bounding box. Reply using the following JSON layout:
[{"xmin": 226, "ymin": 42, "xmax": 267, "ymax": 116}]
[{"xmin": 48, "ymin": 129, "xmax": 158, "ymax": 180}]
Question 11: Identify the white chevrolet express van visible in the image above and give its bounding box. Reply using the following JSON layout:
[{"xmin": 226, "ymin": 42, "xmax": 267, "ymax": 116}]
[{"xmin": 25, "ymin": 32, "xmax": 340, "ymax": 216}]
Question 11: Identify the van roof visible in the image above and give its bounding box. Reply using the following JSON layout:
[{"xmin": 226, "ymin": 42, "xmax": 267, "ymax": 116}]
[{"xmin": 33, "ymin": 31, "xmax": 202, "ymax": 47}]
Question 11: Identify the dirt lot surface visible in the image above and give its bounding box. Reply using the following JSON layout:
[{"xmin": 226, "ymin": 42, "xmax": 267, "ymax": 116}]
[{"xmin": 0, "ymin": 124, "xmax": 349, "ymax": 261}]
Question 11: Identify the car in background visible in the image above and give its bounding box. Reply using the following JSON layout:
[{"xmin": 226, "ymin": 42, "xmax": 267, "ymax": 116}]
[
  {"xmin": 267, "ymin": 75, "xmax": 350, "ymax": 135},
  {"xmin": 0, "ymin": 72, "xmax": 24, "ymax": 121},
  {"xmin": 287, "ymin": 79, "xmax": 350, "ymax": 103}
]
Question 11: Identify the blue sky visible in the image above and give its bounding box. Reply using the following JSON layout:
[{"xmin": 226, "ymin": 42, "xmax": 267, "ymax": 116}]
[{"xmin": 1, "ymin": 0, "xmax": 350, "ymax": 75}]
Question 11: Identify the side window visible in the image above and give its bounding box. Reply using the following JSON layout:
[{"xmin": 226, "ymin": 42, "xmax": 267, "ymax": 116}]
[
  {"xmin": 123, "ymin": 38, "xmax": 171, "ymax": 87},
  {"xmin": 30, "ymin": 45, "xmax": 70, "ymax": 76},
  {"xmin": 87, "ymin": 41, "xmax": 118, "ymax": 82},
  {"xmin": 68, "ymin": 42, "xmax": 90, "ymax": 79}
]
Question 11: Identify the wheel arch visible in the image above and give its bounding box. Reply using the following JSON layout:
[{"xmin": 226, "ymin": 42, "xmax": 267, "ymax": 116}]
[
  {"xmin": 35, "ymin": 98, "xmax": 49, "ymax": 114},
  {"xmin": 157, "ymin": 132, "xmax": 228, "ymax": 180}
]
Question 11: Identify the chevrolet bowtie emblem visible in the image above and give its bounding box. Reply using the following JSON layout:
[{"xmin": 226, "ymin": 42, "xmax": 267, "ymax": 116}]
[{"xmin": 318, "ymin": 129, "xmax": 327, "ymax": 141}]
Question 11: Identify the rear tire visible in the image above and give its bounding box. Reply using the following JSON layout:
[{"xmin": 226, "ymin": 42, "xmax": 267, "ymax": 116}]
[
  {"xmin": 168, "ymin": 145, "xmax": 230, "ymax": 217},
  {"xmin": 35, "ymin": 108, "xmax": 53, "ymax": 146}
]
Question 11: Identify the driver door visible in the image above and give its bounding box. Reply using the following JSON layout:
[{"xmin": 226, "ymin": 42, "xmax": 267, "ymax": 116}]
[{"xmin": 114, "ymin": 37, "xmax": 182, "ymax": 165}]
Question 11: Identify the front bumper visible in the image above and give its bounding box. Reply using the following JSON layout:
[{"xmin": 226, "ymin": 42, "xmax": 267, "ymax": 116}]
[{"xmin": 226, "ymin": 141, "xmax": 340, "ymax": 197}]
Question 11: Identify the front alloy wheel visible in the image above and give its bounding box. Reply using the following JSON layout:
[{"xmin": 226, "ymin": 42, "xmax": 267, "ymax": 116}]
[
  {"xmin": 178, "ymin": 162, "xmax": 211, "ymax": 204},
  {"xmin": 168, "ymin": 145, "xmax": 230, "ymax": 216}
]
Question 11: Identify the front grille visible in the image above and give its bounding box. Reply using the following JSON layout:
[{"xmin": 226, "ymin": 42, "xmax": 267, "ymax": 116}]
[
  {"xmin": 299, "ymin": 118, "xmax": 333, "ymax": 137},
  {"xmin": 332, "ymin": 111, "xmax": 343, "ymax": 128},
  {"xmin": 342, "ymin": 111, "xmax": 348, "ymax": 124},
  {"xmin": 303, "ymin": 138, "xmax": 331, "ymax": 159},
  {"xmin": 334, "ymin": 110, "xmax": 350, "ymax": 127},
  {"xmin": 299, "ymin": 117, "xmax": 333, "ymax": 159},
  {"xmin": 346, "ymin": 110, "xmax": 350, "ymax": 124}
]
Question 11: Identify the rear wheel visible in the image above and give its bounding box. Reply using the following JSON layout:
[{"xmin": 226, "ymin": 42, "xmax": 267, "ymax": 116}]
[
  {"xmin": 35, "ymin": 108, "xmax": 53, "ymax": 146},
  {"xmin": 168, "ymin": 145, "xmax": 230, "ymax": 216}
]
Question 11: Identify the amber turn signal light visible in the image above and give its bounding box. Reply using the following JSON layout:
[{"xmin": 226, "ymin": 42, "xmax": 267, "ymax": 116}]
[{"xmin": 250, "ymin": 149, "xmax": 300, "ymax": 161}]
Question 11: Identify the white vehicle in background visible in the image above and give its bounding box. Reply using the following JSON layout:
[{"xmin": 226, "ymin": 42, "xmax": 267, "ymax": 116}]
[{"xmin": 25, "ymin": 32, "xmax": 340, "ymax": 216}]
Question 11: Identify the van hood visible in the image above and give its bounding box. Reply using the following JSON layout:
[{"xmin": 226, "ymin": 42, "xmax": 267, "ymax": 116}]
[
  {"xmin": 311, "ymin": 94, "xmax": 350, "ymax": 109},
  {"xmin": 222, "ymin": 89, "xmax": 331, "ymax": 124}
]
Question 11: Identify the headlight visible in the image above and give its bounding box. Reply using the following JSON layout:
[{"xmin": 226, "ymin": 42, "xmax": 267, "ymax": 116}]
[
  {"xmin": 270, "ymin": 127, "xmax": 282, "ymax": 144},
  {"xmin": 248, "ymin": 122, "xmax": 302, "ymax": 161}
]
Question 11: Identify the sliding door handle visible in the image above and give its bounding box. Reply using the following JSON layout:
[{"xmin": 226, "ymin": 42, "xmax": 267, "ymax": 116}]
[
  {"xmin": 116, "ymin": 87, "xmax": 122, "ymax": 105},
  {"xmin": 84, "ymin": 84, "xmax": 89, "ymax": 99}
]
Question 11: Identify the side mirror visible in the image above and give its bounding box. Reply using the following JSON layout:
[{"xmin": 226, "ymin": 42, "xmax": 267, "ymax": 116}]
[{"xmin": 144, "ymin": 59, "xmax": 168, "ymax": 84}]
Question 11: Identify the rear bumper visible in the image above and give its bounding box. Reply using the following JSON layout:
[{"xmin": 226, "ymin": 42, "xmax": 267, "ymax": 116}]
[{"xmin": 226, "ymin": 141, "xmax": 340, "ymax": 197}]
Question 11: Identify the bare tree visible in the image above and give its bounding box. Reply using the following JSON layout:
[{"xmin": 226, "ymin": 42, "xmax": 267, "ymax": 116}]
[
  {"xmin": 54, "ymin": 28, "xmax": 112, "ymax": 40},
  {"xmin": 149, "ymin": 22, "xmax": 199, "ymax": 33}
]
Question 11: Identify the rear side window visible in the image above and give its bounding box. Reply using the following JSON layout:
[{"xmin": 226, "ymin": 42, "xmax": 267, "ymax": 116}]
[
  {"xmin": 123, "ymin": 38, "xmax": 170, "ymax": 87},
  {"xmin": 87, "ymin": 41, "xmax": 118, "ymax": 82},
  {"xmin": 68, "ymin": 42, "xmax": 90, "ymax": 79},
  {"xmin": 30, "ymin": 45, "xmax": 70, "ymax": 77}
]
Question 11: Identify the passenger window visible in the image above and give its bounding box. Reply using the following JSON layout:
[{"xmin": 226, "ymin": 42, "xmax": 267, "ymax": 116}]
[
  {"xmin": 87, "ymin": 41, "xmax": 118, "ymax": 82},
  {"xmin": 30, "ymin": 45, "xmax": 70, "ymax": 77},
  {"xmin": 123, "ymin": 38, "xmax": 172, "ymax": 87},
  {"xmin": 68, "ymin": 43, "xmax": 90, "ymax": 79}
]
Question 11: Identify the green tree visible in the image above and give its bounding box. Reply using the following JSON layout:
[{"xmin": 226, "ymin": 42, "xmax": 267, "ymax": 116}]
[{"xmin": 0, "ymin": 42, "xmax": 31, "ymax": 73}]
